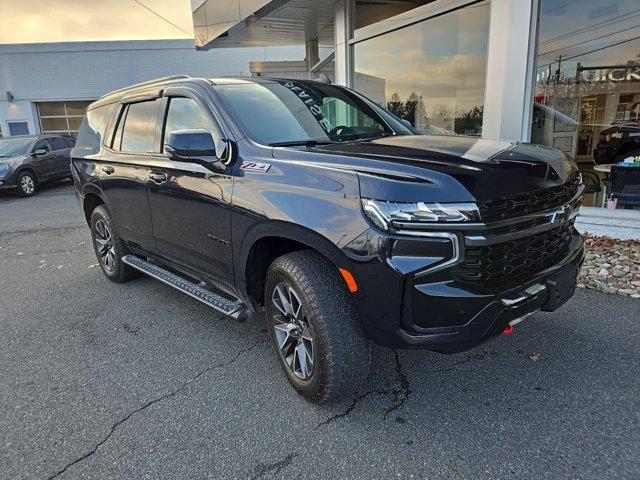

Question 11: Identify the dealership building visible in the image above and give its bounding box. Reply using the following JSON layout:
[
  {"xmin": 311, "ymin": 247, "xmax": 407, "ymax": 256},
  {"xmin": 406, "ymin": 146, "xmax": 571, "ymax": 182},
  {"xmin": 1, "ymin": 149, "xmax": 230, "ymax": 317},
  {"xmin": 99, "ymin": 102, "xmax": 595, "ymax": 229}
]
[
  {"xmin": 191, "ymin": 0, "xmax": 640, "ymax": 172},
  {"xmin": 0, "ymin": 39, "xmax": 302, "ymax": 138},
  {"xmin": 2, "ymin": 0, "xmax": 639, "ymax": 186}
]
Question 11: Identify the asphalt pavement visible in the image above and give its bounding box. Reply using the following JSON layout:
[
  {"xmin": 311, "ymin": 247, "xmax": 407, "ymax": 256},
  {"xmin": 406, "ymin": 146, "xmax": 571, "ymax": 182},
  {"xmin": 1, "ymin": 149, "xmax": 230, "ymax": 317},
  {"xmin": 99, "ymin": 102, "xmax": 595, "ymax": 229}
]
[{"xmin": 1, "ymin": 181, "xmax": 638, "ymax": 479}]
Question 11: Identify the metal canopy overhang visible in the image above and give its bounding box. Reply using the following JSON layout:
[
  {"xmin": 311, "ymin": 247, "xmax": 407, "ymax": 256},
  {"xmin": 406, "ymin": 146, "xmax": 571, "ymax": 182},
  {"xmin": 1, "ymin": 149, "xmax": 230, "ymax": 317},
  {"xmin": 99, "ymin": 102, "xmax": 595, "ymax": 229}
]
[{"xmin": 192, "ymin": 0, "xmax": 335, "ymax": 49}]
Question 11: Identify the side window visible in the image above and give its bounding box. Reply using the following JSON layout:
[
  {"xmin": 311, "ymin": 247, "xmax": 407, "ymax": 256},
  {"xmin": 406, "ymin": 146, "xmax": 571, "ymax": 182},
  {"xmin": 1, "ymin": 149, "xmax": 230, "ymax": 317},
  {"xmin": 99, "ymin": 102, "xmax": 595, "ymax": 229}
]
[
  {"xmin": 163, "ymin": 97, "xmax": 221, "ymax": 153},
  {"xmin": 76, "ymin": 104, "xmax": 114, "ymax": 149},
  {"xmin": 119, "ymin": 99, "xmax": 159, "ymax": 153},
  {"xmin": 65, "ymin": 137, "xmax": 76, "ymax": 148},
  {"xmin": 50, "ymin": 137, "xmax": 69, "ymax": 151},
  {"xmin": 32, "ymin": 139, "xmax": 51, "ymax": 153}
]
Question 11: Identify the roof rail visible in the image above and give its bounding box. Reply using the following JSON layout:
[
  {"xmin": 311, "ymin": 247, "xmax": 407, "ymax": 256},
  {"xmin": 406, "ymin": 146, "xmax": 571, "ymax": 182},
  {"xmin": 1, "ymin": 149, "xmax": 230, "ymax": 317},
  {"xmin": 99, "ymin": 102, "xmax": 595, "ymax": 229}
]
[{"xmin": 100, "ymin": 75, "xmax": 190, "ymax": 99}]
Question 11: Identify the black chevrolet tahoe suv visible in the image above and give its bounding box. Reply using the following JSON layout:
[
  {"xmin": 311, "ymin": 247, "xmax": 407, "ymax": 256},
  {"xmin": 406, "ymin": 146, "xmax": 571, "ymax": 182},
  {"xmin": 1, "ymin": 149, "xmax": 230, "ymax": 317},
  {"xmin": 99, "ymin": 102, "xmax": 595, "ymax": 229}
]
[{"xmin": 72, "ymin": 75, "xmax": 585, "ymax": 403}]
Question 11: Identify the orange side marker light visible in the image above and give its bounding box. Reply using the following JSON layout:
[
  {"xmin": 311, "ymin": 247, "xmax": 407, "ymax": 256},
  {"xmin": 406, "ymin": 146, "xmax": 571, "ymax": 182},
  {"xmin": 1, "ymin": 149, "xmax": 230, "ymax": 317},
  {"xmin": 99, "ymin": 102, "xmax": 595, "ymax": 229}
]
[
  {"xmin": 339, "ymin": 268, "xmax": 358, "ymax": 293},
  {"xmin": 502, "ymin": 324, "xmax": 513, "ymax": 335}
]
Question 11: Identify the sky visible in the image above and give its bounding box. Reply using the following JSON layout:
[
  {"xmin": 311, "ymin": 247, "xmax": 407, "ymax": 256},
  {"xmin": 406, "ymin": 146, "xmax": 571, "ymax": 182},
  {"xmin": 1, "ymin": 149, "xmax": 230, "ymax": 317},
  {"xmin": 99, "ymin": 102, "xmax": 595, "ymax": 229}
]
[{"xmin": 0, "ymin": 0, "xmax": 194, "ymax": 44}]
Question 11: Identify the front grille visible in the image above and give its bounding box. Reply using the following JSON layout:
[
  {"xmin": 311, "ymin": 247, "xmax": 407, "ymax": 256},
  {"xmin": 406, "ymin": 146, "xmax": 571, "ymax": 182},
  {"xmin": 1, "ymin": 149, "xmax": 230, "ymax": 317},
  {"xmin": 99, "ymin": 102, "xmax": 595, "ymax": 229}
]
[
  {"xmin": 452, "ymin": 221, "xmax": 575, "ymax": 285},
  {"xmin": 478, "ymin": 176, "xmax": 581, "ymax": 223}
]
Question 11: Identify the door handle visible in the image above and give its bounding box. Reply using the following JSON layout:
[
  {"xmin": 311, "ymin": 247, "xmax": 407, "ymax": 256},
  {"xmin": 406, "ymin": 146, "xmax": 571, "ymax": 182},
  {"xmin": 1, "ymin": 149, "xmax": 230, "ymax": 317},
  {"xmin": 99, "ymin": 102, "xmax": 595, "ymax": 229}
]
[
  {"xmin": 149, "ymin": 173, "xmax": 168, "ymax": 184},
  {"xmin": 102, "ymin": 166, "xmax": 115, "ymax": 174}
]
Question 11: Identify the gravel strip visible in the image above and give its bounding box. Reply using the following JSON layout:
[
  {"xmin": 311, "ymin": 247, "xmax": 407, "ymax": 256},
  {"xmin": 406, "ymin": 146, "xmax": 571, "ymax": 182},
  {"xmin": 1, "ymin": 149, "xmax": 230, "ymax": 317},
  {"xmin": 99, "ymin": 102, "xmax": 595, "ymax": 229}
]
[{"xmin": 578, "ymin": 234, "xmax": 640, "ymax": 298}]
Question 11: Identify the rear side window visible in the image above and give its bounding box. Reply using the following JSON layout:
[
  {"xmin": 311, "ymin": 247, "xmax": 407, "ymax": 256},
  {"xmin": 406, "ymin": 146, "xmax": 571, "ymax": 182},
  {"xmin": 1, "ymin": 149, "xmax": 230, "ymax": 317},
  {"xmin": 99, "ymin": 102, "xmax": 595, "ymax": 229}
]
[
  {"xmin": 50, "ymin": 137, "xmax": 68, "ymax": 151},
  {"xmin": 75, "ymin": 103, "xmax": 115, "ymax": 149},
  {"xmin": 118, "ymin": 100, "xmax": 159, "ymax": 153}
]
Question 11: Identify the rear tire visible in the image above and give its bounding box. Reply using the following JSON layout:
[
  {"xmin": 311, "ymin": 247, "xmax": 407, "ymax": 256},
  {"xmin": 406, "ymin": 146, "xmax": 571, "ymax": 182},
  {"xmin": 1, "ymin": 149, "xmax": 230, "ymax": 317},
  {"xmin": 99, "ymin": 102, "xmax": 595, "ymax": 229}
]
[
  {"xmin": 17, "ymin": 171, "xmax": 37, "ymax": 197},
  {"xmin": 265, "ymin": 250, "xmax": 371, "ymax": 404},
  {"xmin": 90, "ymin": 205, "xmax": 138, "ymax": 283}
]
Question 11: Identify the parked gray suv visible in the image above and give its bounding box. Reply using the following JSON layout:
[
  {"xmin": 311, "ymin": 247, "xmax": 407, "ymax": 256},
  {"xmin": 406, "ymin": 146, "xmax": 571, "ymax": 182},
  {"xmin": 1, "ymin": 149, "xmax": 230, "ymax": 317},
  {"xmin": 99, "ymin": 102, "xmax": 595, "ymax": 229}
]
[{"xmin": 0, "ymin": 134, "xmax": 74, "ymax": 197}]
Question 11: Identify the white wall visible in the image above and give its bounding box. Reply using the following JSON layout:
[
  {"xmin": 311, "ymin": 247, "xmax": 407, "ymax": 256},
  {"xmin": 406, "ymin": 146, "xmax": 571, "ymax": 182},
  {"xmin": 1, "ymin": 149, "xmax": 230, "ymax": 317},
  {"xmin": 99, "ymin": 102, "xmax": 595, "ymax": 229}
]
[{"xmin": 0, "ymin": 39, "xmax": 304, "ymax": 135}]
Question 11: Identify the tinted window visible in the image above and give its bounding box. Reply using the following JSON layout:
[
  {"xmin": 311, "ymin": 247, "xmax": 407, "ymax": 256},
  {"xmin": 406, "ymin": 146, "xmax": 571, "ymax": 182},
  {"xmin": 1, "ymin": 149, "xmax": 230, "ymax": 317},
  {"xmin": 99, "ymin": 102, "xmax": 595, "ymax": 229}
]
[
  {"xmin": 65, "ymin": 137, "xmax": 76, "ymax": 148},
  {"xmin": 50, "ymin": 137, "xmax": 69, "ymax": 151},
  {"xmin": 119, "ymin": 100, "xmax": 158, "ymax": 153},
  {"xmin": 33, "ymin": 139, "xmax": 51, "ymax": 153},
  {"xmin": 163, "ymin": 97, "xmax": 220, "ymax": 152},
  {"xmin": 76, "ymin": 104, "xmax": 115, "ymax": 148}
]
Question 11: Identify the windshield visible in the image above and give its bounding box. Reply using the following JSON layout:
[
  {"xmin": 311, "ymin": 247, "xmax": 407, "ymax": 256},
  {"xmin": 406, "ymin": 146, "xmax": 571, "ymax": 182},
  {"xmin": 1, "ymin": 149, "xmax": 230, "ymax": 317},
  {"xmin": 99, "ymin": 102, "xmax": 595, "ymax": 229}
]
[
  {"xmin": 214, "ymin": 80, "xmax": 413, "ymax": 145},
  {"xmin": 0, "ymin": 138, "xmax": 32, "ymax": 158}
]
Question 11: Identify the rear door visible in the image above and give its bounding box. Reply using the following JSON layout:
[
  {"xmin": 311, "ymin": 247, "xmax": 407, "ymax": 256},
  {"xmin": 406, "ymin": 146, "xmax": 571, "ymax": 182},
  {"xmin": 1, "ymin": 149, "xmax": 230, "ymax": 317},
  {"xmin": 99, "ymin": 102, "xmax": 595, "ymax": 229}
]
[
  {"xmin": 48, "ymin": 136, "xmax": 72, "ymax": 177},
  {"xmin": 99, "ymin": 99, "xmax": 159, "ymax": 249},
  {"xmin": 146, "ymin": 86, "xmax": 235, "ymax": 287}
]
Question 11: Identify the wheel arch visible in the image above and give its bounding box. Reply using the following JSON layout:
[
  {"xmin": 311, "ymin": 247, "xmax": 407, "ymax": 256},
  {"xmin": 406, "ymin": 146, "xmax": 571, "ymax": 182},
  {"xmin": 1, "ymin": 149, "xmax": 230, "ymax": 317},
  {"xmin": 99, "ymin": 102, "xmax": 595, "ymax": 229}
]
[
  {"xmin": 239, "ymin": 222, "xmax": 352, "ymax": 309},
  {"xmin": 15, "ymin": 166, "xmax": 38, "ymax": 185},
  {"xmin": 82, "ymin": 190, "xmax": 106, "ymax": 225}
]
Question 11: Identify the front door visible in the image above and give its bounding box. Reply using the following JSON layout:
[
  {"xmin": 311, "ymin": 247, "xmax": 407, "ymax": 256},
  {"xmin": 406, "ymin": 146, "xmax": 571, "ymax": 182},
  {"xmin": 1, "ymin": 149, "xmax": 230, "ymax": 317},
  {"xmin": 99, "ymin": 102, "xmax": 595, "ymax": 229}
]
[
  {"xmin": 99, "ymin": 100, "xmax": 158, "ymax": 249},
  {"xmin": 146, "ymin": 92, "xmax": 234, "ymax": 287},
  {"xmin": 29, "ymin": 138, "xmax": 55, "ymax": 180}
]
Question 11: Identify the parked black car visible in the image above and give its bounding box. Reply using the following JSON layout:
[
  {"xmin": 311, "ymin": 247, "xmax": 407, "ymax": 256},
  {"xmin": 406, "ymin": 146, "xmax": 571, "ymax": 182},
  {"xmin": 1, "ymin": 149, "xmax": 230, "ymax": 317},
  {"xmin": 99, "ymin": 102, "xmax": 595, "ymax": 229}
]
[
  {"xmin": 593, "ymin": 122, "xmax": 640, "ymax": 165},
  {"xmin": 72, "ymin": 76, "xmax": 585, "ymax": 403},
  {"xmin": 0, "ymin": 134, "xmax": 75, "ymax": 196}
]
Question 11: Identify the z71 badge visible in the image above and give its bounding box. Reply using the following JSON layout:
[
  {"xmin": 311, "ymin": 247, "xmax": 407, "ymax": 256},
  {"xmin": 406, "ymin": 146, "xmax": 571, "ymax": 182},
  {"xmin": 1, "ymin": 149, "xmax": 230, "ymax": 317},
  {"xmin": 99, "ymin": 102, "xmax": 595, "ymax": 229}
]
[{"xmin": 241, "ymin": 161, "xmax": 271, "ymax": 173}]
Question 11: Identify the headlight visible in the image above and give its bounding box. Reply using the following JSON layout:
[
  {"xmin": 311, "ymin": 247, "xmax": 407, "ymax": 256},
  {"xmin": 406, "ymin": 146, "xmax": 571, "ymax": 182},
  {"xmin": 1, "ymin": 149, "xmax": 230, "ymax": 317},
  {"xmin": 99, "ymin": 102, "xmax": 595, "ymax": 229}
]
[
  {"xmin": 362, "ymin": 198, "xmax": 480, "ymax": 232},
  {"xmin": 0, "ymin": 163, "xmax": 10, "ymax": 176}
]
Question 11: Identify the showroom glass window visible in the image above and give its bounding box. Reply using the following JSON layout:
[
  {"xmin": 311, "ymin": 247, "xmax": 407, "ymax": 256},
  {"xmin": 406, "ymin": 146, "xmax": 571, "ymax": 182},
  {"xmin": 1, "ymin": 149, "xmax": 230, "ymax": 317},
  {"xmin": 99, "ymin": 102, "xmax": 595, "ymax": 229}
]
[
  {"xmin": 353, "ymin": 1, "xmax": 490, "ymax": 136},
  {"xmin": 533, "ymin": 0, "xmax": 640, "ymax": 164}
]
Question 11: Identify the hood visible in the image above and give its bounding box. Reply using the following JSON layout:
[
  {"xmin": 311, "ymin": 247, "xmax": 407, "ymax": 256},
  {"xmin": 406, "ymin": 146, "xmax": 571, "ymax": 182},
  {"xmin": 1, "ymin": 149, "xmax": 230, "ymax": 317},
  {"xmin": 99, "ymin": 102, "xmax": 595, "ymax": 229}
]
[
  {"xmin": 272, "ymin": 135, "xmax": 578, "ymax": 203},
  {"xmin": 0, "ymin": 154, "xmax": 25, "ymax": 163}
]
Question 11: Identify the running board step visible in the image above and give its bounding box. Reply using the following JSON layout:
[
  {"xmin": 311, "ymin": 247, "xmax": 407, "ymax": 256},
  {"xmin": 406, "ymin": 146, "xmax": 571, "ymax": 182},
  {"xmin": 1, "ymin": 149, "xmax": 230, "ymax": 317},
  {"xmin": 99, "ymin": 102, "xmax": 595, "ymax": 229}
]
[{"xmin": 122, "ymin": 255, "xmax": 249, "ymax": 322}]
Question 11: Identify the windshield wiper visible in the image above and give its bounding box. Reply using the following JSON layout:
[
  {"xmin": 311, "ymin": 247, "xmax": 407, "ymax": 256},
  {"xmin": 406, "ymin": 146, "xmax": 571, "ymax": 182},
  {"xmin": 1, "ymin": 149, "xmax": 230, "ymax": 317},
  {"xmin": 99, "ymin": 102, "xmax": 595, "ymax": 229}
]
[
  {"xmin": 356, "ymin": 132, "xmax": 396, "ymax": 141},
  {"xmin": 269, "ymin": 139, "xmax": 337, "ymax": 147}
]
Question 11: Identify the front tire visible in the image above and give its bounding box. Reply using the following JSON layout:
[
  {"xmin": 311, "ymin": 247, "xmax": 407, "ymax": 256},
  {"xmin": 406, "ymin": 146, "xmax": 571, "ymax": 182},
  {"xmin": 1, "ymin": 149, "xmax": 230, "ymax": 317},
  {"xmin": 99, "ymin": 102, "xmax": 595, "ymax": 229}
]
[
  {"xmin": 90, "ymin": 205, "xmax": 138, "ymax": 283},
  {"xmin": 265, "ymin": 250, "xmax": 371, "ymax": 404},
  {"xmin": 17, "ymin": 171, "xmax": 36, "ymax": 197}
]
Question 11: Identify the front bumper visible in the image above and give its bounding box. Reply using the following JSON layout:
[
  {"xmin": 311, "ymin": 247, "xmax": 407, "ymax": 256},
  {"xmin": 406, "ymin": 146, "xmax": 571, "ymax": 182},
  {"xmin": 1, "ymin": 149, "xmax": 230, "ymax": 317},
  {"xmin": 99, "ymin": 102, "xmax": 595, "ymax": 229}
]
[
  {"xmin": 0, "ymin": 174, "xmax": 17, "ymax": 190},
  {"xmin": 383, "ymin": 234, "xmax": 583, "ymax": 352},
  {"xmin": 343, "ymin": 221, "xmax": 584, "ymax": 354}
]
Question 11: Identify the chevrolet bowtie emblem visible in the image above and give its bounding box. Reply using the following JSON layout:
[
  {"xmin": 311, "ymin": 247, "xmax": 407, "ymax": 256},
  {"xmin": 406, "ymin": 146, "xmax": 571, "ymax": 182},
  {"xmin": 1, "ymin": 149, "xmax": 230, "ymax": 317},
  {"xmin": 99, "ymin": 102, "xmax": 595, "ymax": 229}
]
[{"xmin": 549, "ymin": 205, "xmax": 571, "ymax": 224}]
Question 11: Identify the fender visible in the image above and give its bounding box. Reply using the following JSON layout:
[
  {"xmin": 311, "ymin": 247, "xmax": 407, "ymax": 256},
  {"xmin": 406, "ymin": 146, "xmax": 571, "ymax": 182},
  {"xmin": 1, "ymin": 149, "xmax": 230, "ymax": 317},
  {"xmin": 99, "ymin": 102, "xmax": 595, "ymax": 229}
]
[
  {"xmin": 233, "ymin": 218, "xmax": 365, "ymax": 305},
  {"xmin": 12, "ymin": 165, "xmax": 39, "ymax": 185}
]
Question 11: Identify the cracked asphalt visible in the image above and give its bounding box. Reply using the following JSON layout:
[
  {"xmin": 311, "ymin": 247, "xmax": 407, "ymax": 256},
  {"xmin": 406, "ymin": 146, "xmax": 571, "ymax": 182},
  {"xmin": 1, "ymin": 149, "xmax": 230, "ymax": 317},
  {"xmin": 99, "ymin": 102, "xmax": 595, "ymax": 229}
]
[{"xmin": 1, "ymin": 182, "xmax": 639, "ymax": 480}]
